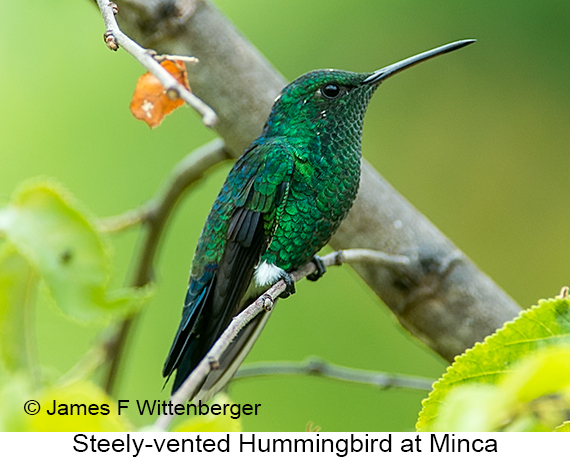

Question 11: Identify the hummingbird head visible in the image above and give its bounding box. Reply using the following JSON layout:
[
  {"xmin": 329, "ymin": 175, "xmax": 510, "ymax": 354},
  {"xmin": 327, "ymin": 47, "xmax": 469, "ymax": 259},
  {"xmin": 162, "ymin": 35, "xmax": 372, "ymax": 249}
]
[
  {"xmin": 260, "ymin": 40, "xmax": 475, "ymax": 150},
  {"xmin": 261, "ymin": 69, "xmax": 378, "ymax": 145}
]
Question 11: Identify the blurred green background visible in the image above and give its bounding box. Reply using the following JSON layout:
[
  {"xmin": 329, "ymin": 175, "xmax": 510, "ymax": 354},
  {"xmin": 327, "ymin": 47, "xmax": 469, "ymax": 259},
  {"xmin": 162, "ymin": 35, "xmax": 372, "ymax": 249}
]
[{"xmin": 2, "ymin": 0, "xmax": 570, "ymax": 432}]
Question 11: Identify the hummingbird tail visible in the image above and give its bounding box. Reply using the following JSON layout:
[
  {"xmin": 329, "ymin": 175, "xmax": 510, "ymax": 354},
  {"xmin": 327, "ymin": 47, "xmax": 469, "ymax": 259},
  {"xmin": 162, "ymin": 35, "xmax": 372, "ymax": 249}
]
[
  {"xmin": 164, "ymin": 206, "xmax": 269, "ymax": 397},
  {"xmin": 188, "ymin": 308, "xmax": 272, "ymax": 402}
]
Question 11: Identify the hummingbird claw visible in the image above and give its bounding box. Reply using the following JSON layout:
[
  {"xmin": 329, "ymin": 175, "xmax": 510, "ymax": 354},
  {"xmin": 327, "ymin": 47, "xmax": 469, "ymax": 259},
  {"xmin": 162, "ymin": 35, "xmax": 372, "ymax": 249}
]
[
  {"xmin": 207, "ymin": 356, "xmax": 220, "ymax": 370},
  {"xmin": 261, "ymin": 294, "xmax": 274, "ymax": 311},
  {"xmin": 279, "ymin": 272, "xmax": 296, "ymax": 299},
  {"xmin": 307, "ymin": 255, "xmax": 327, "ymax": 282}
]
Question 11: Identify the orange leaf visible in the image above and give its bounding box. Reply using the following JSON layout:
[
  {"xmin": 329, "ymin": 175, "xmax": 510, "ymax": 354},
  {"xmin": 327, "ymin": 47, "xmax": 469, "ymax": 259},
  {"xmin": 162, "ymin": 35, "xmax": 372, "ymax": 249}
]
[{"xmin": 129, "ymin": 60, "xmax": 190, "ymax": 128}]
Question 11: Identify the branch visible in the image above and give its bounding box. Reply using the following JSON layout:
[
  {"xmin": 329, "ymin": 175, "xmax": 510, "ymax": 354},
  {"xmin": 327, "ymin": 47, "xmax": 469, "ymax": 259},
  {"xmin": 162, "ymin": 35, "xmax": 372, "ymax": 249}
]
[
  {"xmin": 152, "ymin": 248, "xmax": 410, "ymax": 431},
  {"xmin": 113, "ymin": 0, "xmax": 521, "ymax": 363},
  {"xmin": 233, "ymin": 357, "xmax": 435, "ymax": 391},
  {"xmin": 95, "ymin": 0, "xmax": 217, "ymax": 127},
  {"xmin": 103, "ymin": 139, "xmax": 230, "ymax": 393},
  {"xmin": 98, "ymin": 207, "xmax": 145, "ymax": 233}
]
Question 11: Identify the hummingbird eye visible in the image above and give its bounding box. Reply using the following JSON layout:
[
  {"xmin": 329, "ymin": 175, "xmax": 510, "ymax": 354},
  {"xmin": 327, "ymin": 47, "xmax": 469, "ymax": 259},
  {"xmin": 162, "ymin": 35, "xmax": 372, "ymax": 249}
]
[{"xmin": 320, "ymin": 83, "xmax": 342, "ymax": 99}]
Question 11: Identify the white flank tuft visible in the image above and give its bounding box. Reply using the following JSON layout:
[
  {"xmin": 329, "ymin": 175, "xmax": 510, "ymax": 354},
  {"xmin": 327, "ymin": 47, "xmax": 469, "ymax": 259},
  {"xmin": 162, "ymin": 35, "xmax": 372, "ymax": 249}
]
[{"xmin": 254, "ymin": 261, "xmax": 285, "ymax": 287}]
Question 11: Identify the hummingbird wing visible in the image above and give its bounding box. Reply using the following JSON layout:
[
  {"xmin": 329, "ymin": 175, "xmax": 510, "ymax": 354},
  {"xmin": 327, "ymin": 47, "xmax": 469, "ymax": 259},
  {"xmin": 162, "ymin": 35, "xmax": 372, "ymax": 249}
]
[{"xmin": 163, "ymin": 140, "xmax": 295, "ymax": 394}]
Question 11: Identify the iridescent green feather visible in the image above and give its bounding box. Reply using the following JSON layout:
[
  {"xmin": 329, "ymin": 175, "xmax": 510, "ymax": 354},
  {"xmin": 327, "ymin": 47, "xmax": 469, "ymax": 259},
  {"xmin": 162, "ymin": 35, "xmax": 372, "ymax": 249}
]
[{"xmin": 190, "ymin": 139, "xmax": 296, "ymax": 277}]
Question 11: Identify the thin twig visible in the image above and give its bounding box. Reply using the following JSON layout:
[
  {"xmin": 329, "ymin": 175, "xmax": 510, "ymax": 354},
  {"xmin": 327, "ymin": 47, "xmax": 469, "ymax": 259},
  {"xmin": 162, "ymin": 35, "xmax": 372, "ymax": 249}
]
[
  {"xmin": 103, "ymin": 139, "xmax": 230, "ymax": 394},
  {"xmin": 233, "ymin": 357, "xmax": 435, "ymax": 391},
  {"xmin": 98, "ymin": 207, "xmax": 146, "ymax": 233},
  {"xmin": 154, "ymin": 55, "xmax": 199, "ymax": 64},
  {"xmin": 59, "ymin": 342, "xmax": 108, "ymax": 386},
  {"xmin": 338, "ymin": 248, "xmax": 410, "ymax": 267},
  {"xmin": 95, "ymin": 0, "xmax": 217, "ymax": 126},
  {"xmin": 152, "ymin": 248, "xmax": 411, "ymax": 431}
]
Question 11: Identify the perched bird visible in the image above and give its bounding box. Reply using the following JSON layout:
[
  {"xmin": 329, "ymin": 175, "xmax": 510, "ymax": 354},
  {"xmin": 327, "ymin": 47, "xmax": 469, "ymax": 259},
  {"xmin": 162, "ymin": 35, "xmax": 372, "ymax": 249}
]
[{"xmin": 163, "ymin": 39, "xmax": 475, "ymax": 400}]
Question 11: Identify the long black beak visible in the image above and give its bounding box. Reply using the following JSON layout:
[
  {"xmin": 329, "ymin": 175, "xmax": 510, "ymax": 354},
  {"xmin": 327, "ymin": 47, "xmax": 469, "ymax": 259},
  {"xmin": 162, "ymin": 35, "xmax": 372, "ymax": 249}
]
[{"xmin": 362, "ymin": 39, "xmax": 476, "ymax": 85}]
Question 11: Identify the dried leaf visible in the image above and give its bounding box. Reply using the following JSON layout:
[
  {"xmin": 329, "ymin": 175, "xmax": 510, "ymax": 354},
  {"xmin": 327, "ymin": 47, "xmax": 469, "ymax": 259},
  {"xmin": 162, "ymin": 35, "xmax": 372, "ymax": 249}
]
[{"xmin": 130, "ymin": 60, "xmax": 190, "ymax": 128}]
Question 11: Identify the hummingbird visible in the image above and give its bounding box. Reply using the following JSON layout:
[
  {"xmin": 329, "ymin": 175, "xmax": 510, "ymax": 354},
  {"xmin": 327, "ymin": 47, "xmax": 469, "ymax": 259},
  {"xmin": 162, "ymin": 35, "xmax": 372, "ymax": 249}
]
[{"xmin": 163, "ymin": 39, "xmax": 475, "ymax": 399}]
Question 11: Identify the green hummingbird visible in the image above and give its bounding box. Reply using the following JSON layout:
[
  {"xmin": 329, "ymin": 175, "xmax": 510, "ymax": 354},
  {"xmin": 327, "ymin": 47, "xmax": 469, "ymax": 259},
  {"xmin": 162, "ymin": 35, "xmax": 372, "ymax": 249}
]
[{"xmin": 163, "ymin": 39, "xmax": 475, "ymax": 399}]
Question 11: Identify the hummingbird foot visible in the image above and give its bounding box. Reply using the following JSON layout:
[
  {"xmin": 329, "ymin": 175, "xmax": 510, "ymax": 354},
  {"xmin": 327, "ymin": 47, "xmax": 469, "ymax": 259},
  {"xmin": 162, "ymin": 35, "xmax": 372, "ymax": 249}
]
[
  {"xmin": 307, "ymin": 255, "xmax": 327, "ymax": 282},
  {"xmin": 279, "ymin": 272, "xmax": 296, "ymax": 299}
]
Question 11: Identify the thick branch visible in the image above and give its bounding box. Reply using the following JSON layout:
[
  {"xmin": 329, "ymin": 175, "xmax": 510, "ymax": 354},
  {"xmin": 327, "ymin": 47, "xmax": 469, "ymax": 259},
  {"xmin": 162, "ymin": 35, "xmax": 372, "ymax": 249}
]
[
  {"xmin": 114, "ymin": 0, "xmax": 521, "ymax": 362},
  {"xmin": 103, "ymin": 139, "xmax": 230, "ymax": 393},
  {"xmin": 95, "ymin": 0, "xmax": 217, "ymax": 126},
  {"xmin": 234, "ymin": 357, "xmax": 435, "ymax": 391}
]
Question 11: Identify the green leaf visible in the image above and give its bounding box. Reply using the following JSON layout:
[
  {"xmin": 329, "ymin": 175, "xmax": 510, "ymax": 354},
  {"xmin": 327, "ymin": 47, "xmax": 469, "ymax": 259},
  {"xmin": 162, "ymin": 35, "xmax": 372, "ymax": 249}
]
[
  {"xmin": 500, "ymin": 345, "xmax": 570, "ymax": 404},
  {"xmin": 417, "ymin": 296, "xmax": 570, "ymax": 431},
  {"xmin": 427, "ymin": 346, "xmax": 570, "ymax": 431},
  {"xmin": 0, "ymin": 245, "xmax": 36, "ymax": 372},
  {"xmin": 29, "ymin": 380, "xmax": 132, "ymax": 432},
  {"xmin": 0, "ymin": 375, "xmax": 132, "ymax": 431},
  {"xmin": 499, "ymin": 346, "xmax": 570, "ymax": 431},
  {"xmin": 172, "ymin": 393, "xmax": 243, "ymax": 432},
  {"xmin": 424, "ymin": 384, "xmax": 506, "ymax": 432},
  {"xmin": 0, "ymin": 180, "xmax": 149, "ymax": 322},
  {"xmin": 0, "ymin": 373, "xmax": 35, "ymax": 431},
  {"xmin": 554, "ymin": 422, "xmax": 570, "ymax": 432}
]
